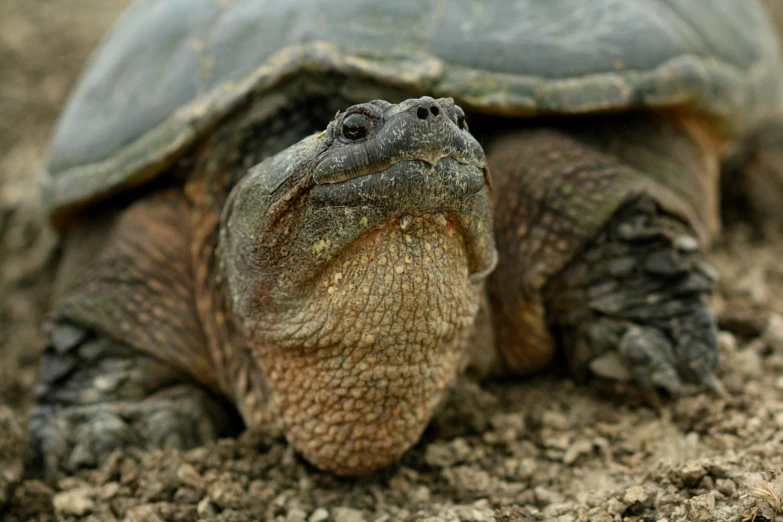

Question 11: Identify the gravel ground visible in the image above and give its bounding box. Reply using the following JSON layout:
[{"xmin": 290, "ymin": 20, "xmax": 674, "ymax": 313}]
[{"xmin": 3, "ymin": 2, "xmax": 783, "ymax": 521}]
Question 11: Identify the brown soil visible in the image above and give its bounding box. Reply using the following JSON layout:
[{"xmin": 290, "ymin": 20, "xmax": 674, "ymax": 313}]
[{"xmin": 3, "ymin": 2, "xmax": 783, "ymax": 521}]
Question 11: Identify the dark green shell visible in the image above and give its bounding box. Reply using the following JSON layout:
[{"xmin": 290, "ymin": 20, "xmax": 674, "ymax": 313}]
[{"xmin": 44, "ymin": 0, "xmax": 783, "ymax": 217}]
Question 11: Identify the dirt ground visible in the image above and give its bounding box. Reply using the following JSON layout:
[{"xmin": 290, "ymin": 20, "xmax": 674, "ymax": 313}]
[{"xmin": 3, "ymin": 2, "xmax": 783, "ymax": 521}]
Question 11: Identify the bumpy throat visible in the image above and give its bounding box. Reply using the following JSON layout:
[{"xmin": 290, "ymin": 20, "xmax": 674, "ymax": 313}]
[{"xmin": 251, "ymin": 216, "xmax": 481, "ymax": 475}]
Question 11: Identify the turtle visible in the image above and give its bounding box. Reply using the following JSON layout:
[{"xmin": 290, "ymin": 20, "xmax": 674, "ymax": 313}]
[{"xmin": 30, "ymin": 0, "xmax": 783, "ymax": 477}]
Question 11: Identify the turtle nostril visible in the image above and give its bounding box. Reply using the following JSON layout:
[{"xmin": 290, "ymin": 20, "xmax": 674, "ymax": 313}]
[
  {"xmin": 430, "ymin": 106, "xmax": 440, "ymax": 117},
  {"xmin": 417, "ymin": 106, "xmax": 429, "ymax": 120}
]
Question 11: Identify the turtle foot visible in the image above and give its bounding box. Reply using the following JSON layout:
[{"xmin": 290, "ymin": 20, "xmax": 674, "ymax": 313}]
[
  {"xmin": 545, "ymin": 193, "xmax": 724, "ymax": 402},
  {"xmin": 29, "ymin": 323, "xmax": 239, "ymax": 479}
]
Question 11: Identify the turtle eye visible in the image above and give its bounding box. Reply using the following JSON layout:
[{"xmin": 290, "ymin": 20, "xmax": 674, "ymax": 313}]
[
  {"xmin": 454, "ymin": 106, "xmax": 467, "ymax": 130},
  {"xmin": 342, "ymin": 113, "xmax": 372, "ymax": 140}
]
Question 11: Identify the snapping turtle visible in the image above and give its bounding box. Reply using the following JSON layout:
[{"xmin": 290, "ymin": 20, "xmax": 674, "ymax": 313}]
[{"xmin": 31, "ymin": 0, "xmax": 783, "ymax": 476}]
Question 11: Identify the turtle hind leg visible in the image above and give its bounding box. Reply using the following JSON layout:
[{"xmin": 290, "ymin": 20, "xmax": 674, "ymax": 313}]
[
  {"xmin": 30, "ymin": 320, "xmax": 242, "ymax": 479},
  {"xmin": 722, "ymin": 118, "xmax": 783, "ymax": 235},
  {"xmin": 485, "ymin": 117, "xmax": 722, "ymax": 399}
]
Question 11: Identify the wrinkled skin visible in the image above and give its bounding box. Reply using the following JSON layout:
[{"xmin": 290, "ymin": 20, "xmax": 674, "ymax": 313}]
[
  {"xmin": 221, "ymin": 97, "xmax": 496, "ymax": 473},
  {"xmin": 30, "ymin": 97, "xmax": 726, "ymax": 478}
]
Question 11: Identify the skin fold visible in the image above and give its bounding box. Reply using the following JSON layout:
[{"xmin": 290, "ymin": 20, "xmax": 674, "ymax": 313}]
[{"xmin": 31, "ymin": 96, "xmax": 724, "ymax": 477}]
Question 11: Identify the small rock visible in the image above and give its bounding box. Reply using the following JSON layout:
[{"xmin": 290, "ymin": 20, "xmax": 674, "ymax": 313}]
[
  {"xmin": 425, "ymin": 439, "xmax": 473, "ymax": 468},
  {"xmin": 765, "ymin": 312, "xmax": 783, "ymax": 352},
  {"xmin": 124, "ymin": 503, "xmax": 165, "ymax": 522},
  {"xmin": 534, "ymin": 486, "xmax": 562, "ymax": 507},
  {"xmin": 685, "ymin": 493, "xmax": 716, "ymax": 522},
  {"xmin": 563, "ymin": 439, "xmax": 593, "ymax": 466},
  {"xmin": 541, "ymin": 410, "xmax": 571, "ymax": 430},
  {"xmin": 309, "ymin": 507, "xmax": 330, "ymax": 522},
  {"xmin": 733, "ymin": 265, "xmax": 767, "ymax": 303},
  {"xmin": 717, "ymin": 331, "xmax": 737, "ymax": 354},
  {"xmin": 197, "ymin": 497, "xmax": 217, "ymax": 518},
  {"xmin": 99, "ymin": 482, "xmax": 121, "ymax": 500},
  {"xmin": 53, "ymin": 487, "xmax": 95, "ymax": 517},
  {"xmin": 333, "ymin": 506, "xmax": 366, "ymax": 522},
  {"xmin": 173, "ymin": 487, "xmax": 201, "ymax": 505},
  {"xmin": 732, "ymin": 349, "xmax": 764, "ymax": 378},
  {"xmin": 716, "ymin": 478, "xmax": 736, "ymax": 497},
  {"xmin": 503, "ymin": 457, "xmax": 537, "ymax": 482},
  {"xmin": 410, "ymin": 485, "xmax": 431, "ymax": 503},
  {"xmin": 287, "ymin": 507, "xmax": 308, "ymax": 522},
  {"xmin": 589, "ymin": 352, "xmax": 633, "ymax": 382},
  {"xmin": 176, "ymin": 463, "xmax": 204, "ymax": 491},
  {"xmin": 489, "ymin": 412, "xmax": 526, "ymax": 441},
  {"xmin": 444, "ymin": 466, "xmax": 494, "ymax": 497},
  {"xmin": 680, "ymin": 461, "xmax": 708, "ymax": 487},
  {"xmin": 605, "ymin": 498, "xmax": 625, "ymax": 515},
  {"xmin": 208, "ymin": 480, "xmax": 247, "ymax": 509},
  {"xmin": 494, "ymin": 505, "xmax": 539, "ymax": 522},
  {"xmin": 622, "ymin": 486, "xmax": 650, "ymax": 507}
]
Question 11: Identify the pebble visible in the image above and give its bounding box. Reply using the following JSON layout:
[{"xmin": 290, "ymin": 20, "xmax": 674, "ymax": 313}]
[
  {"xmin": 197, "ymin": 497, "xmax": 217, "ymax": 517},
  {"xmin": 424, "ymin": 439, "xmax": 473, "ymax": 468},
  {"xmin": 622, "ymin": 486, "xmax": 650, "ymax": 507},
  {"xmin": 409, "ymin": 485, "xmax": 431, "ymax": 503},
  {"xmin": 680, "ymin": 462, "xmax": 708, "ymax": 487},
  {"xmin": 208, "ymin": 480, "xmax": 247, "ymax": 509},
  {"xmin": 765, "ymin": 312, "xmax": 783, "ymax": 352},
  {"xmin": 176, "ymin": 463, "xmax": 204, "ymax": 491},
  {"xmin": 309, "ymin": 507, "xmax": 330, "ymax": 522},
  {"xmin": 52, "ymin": 487, "xmax": 95, "ymax": 517},
  {"xmin": 685, "ymin": 493, "xmax": 715, "ymax": 522},
  {"xmin": 733, "ymin": 265, "xmax": 767, "ymax": 303},
  {"xmin": 715, "ymin": 478, "xmax": 736, "ymax": 497},
  {"xmin": 541, "ymin": 410, "xmax": 571, "ymax": 430},
  {"xmin": 333, "ymin": 506, "xmax": 366, "ymax": 522},
  {"xmin": 286, "ymin": 508, "xmax": 308, "ymax": 522},
  {"xmin": 563, "ymin": 439, "xmax": 594, "ymax": 466},
  {"xmin": 124, "ymin": 504, "xmax": 166, "ymax": 522},
  {"xmin": 716, "ymin": 331, "xmax": 737, "ymax": 354}
]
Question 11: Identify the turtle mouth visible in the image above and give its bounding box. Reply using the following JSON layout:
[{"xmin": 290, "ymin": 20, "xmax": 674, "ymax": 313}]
[
  {"xmin": 314, "ymin": 157, "xmax": 488, "ymax": 196},
  {"xmin": 306, "ymin": 156, "xmax": 496, "ymax": 281}
]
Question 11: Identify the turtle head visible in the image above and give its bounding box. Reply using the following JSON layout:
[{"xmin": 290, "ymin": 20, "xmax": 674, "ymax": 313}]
[{"xmin": 219, "ymin": 96, "xmax": 496, "ymax": 475}]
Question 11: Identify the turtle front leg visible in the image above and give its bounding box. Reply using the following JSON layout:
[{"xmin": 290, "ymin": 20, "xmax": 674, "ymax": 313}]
[
  {"xmin": 485, "ymin": 117, "xmax": 725, "ymax": 399},
  {"xmin": 29, "ymin": 190, "xmax": 241, "ymax": 478},
  {"xmin": 30, "ymin": 323, "xmax": 238, "ymax": 478}
]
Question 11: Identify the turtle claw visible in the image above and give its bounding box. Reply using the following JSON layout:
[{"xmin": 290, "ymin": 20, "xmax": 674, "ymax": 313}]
[{"xmin": 694, "ymin": 366, "xmax": 733, "ymax": 402}]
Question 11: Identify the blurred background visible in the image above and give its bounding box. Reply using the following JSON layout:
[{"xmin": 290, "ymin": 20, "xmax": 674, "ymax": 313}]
[{"xmin": 0, "ymin": 0, "xmax": 130, "ymax": 427}]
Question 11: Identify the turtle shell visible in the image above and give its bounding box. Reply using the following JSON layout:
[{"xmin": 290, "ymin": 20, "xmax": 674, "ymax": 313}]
[{"xmin": 44, "ymin": 0, "xmax": 783, "ymax": 221}]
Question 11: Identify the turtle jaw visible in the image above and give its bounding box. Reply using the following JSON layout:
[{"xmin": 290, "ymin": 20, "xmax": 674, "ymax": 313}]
[{"xmin": 247, "ymin": 214, "xmax": 483, "ymax": 476}]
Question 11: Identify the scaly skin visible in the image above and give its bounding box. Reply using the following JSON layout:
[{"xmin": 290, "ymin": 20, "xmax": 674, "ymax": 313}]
[
  {"xmin": 257, "ymin": 218, "xmax": 480, "ymax": 474},
  {"xmin": 31, "ymin": 100, "xmax": 728, "ymax": 477},
  {"xmin": 220, "ymin": 97, "xmax": 496, "ymax": 474}
]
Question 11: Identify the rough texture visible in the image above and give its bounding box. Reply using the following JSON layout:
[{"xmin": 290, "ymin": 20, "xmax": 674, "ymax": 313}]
[
  {"xmin": 5, "ymin": 2, "xmax": 783, "ymax": 521},
  {"xmin": 259, "ymin": 218, "xmax": 480, "ymax": 475}
]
